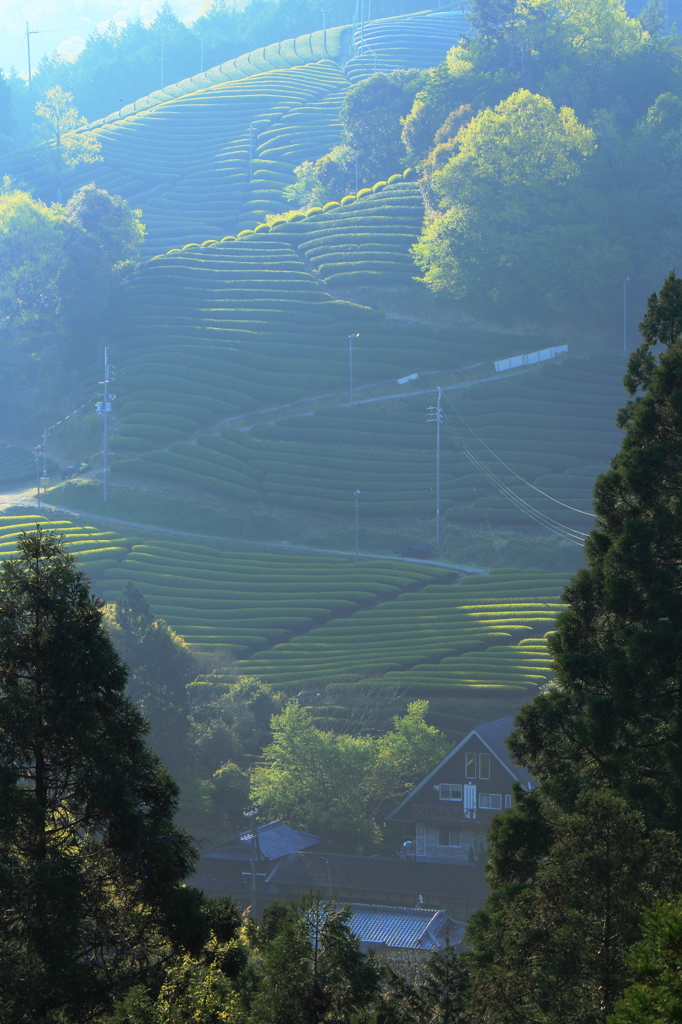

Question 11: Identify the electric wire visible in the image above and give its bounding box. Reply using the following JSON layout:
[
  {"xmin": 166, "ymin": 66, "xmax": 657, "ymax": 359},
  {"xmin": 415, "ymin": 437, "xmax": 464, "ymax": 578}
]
[
  {"xmin": 444, "ymin": 396, "xmax": 595, "ymax": 517},
  {"xmin": 440, "ymin": 414, "xmax": 588, "ymax": 545},
  {"xmin": 443, "ymin": 421, "xmax": 587, "ymax": 545},
  {"xmin": 442, "ymin": 415, "xmax": 587, "ymax": 543}
]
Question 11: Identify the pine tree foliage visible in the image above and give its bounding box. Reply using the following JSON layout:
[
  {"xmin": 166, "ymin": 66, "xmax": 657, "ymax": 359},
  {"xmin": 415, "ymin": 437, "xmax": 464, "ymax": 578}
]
[
  {"xmin": 510, "ymin": 270, "xmax": 682, "ymax": 834},
  {"xmin": 0, "ymin": 528, "xmax": 206, "ymax": 1021},
  {"xmin": 106, "ymin": 582, "xmax": 193, "ymax": 775}
]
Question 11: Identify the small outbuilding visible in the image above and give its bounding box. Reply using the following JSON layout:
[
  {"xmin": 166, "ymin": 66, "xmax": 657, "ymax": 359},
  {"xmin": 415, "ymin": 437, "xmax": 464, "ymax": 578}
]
[{"xmin": 349, "ymin": 903, "xmax": 465, "ymax": 957}]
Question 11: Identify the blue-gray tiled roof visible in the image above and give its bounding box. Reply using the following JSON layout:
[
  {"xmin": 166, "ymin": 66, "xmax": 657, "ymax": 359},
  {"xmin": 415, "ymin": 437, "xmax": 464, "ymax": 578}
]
[{"xmin": 204, "ymin": 820, "xmax": 319, "ymax": 862}]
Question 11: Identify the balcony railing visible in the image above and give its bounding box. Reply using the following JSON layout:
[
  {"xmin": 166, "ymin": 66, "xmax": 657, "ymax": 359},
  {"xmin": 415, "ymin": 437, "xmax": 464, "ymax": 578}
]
[{"xmin": 411, "ymin": 804, "xmax": 500, "ymax": 825}]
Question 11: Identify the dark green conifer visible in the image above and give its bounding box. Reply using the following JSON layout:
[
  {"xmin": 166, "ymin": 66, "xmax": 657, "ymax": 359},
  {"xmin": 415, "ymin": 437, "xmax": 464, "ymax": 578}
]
[
  {"xmin": 0, "ymin": 528, "xmax": 206, "ymax": 1022},
  {"xmin": 510, "ymin": 269, "xmax": 682, "ymax": 834}
]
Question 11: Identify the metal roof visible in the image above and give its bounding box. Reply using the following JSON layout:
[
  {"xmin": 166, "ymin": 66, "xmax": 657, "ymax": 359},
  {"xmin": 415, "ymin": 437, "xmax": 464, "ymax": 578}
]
[
  {"xmin": 349, "ymin": 904, "xmax": 465, "ymax": 951},
  {"xmin": 203, "ymin": 820, "xmax": 319, "ymax": 863}
]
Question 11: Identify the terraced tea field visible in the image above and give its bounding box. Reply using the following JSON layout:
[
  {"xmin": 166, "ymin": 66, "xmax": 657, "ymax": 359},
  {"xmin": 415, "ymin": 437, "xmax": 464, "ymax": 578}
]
[
  {"xmin": 0, "ymin": 511, "xmax": 566, "ymax": 740},
  {"xmin": 3, "ymin": 12, "xmax": 467, "ymax": 254},
  {"xmin": 99, "ymin": 202, "xmax": 621, "ymax": 534},
  {"xmin": 0, "ymin": 446, "xmax": 44, "ymax": 491},
  {"xmin": 0, "ymin": 514, "xmax": 135, "ymax": 577},
  {"xmin": 239, "ymin": 569, "xmax": 566, "ymax": 693}
]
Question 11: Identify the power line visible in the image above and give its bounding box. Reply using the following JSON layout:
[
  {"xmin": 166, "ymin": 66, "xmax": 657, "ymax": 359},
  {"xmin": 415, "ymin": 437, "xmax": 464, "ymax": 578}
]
[
  {"xmin": 444, "ymin": 397, "xmax": 595, "ymax": 517},
  {"xmin": 442, "ymin": 415, "xmax": 588, "ymax": 543},
  {"xmin": 441, "ymin": 415, "xmax": 588, "ymax": 546}
]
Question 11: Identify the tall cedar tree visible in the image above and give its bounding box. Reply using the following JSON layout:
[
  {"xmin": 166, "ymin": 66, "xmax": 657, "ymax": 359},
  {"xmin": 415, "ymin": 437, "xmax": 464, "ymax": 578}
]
[
  {"xmin": 0, "ymin": 528, "xmax": 209, "ymax": 1022},
  {"xmin": 509, "ymin": 269, "xmax": 682, "ymax": 833},
  {"xmin": 108, "ymin": 582, "xmax": 192, "ymax": 776},
  {"xmin": 465, "ymin": 271, "xmax": 682, "ymax": 1023}
]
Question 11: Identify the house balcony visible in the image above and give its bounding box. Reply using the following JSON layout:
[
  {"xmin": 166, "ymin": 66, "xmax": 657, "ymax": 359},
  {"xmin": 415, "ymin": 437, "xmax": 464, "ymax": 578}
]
[{"xmin": 410, "ymin": 804, "xmax": 500, "ymax": 826}]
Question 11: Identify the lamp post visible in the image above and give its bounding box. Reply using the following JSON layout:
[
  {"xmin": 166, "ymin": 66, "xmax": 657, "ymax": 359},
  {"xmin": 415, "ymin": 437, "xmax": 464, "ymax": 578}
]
[
  {"xmin": 427, "ymin": 388, "xmax": 442, "ymax": 543},
  {"xmin": 623, "ymin": 277, "xmax": 630, "ymax": 355},
  {"xmin": 349, "ymin": 333, "xmax": 359, "ymax": 404},
  {"xmin": 354, "ymin": 489, "xmax": 361, "ymax": 562}
]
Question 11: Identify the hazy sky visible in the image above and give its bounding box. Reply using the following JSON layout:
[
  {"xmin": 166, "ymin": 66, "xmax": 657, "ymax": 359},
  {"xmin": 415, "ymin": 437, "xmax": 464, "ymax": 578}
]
[{"xmin": 1, "ymin": 0, "xmax": 210, "ymax": 77}]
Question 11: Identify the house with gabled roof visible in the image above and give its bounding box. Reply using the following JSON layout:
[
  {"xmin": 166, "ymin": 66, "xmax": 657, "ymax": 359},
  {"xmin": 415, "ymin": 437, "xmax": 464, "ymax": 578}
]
[{"xmin": 387, "ymin": 716, "xmax": 535, "ymax": 864}]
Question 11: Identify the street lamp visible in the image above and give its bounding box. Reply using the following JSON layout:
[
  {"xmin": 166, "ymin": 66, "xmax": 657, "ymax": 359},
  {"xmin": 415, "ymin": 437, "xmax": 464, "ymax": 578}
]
[
  {"xmin": 427, "ymin": 388, "xmax": 442, "ymax": 543},
  {"xmin": 348, "ymin": 334, "xmax": 359, "ymax": 405},
  {"xmin": 354, "ymin": 490, "xmax": 361, "ymax": 562}
]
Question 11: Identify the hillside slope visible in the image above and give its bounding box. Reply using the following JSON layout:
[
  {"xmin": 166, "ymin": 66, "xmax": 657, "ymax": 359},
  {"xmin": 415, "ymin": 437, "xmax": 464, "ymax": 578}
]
[
  {"xmin": 42, "ymin": 178, "xmax": 623, "ymax": 555},
  {"xmin": 4, "ymin": 12, "xmax": 468, "ymax": 254}
]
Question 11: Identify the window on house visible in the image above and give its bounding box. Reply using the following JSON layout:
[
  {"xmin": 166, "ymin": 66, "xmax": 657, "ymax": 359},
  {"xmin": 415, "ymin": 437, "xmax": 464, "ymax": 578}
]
[
  {"xmin": 438, "ymin": 829, "xmax": 462, "ymax": 847},
  {"xmin": 465, "ymin": 752, "xmax": 476, "ymax": 778},
  {"xmin": 479, "ymin": 753, "xmax": 490, "ymax": 779},
  {"xmin": 505, "ymin": 794, "xmax": 512, "ymax": 809},
  {"xmin": 479, "ymin": 793, "xmax": 502, "ymax": 810},
  {"xmin": 439, "ymin": 784, "xmax": 463, "ymax": 801}
]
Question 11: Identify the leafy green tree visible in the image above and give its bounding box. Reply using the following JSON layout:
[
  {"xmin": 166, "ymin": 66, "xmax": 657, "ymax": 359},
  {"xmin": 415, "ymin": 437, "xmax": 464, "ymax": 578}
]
[
  {"xmin": 610, "ymin": 896, "xmax": 682, "ymax": 1024},
  {"xmin": 0, "ymin": 69, "xmax": 12, "ymax": 154},
  {"xmin": 509, "ymin": 270, "xmax": 682, "ymax": 833},
  {"xmin": 106, "ymin": 582, "xmax": 193, "ymax": 776},
  {"xmin": 64, "ymin": 182, "xmax": 144, "ymax": 266},
  {"xmin": 466, "ymin": 0, "xmax": 516, "ymax": 42},
  {"xmin": 285, "ymin": 71, "xmax": 419, "ymax": 207},
  {"xmin": 340, "ymin": 71, "xmax": 420, "ymax": 182},
  {"xmin": 34, "ymin": 85, "xmax": 101, "ymax": 199},
  {"xmin": 411, "ymin": 89, "xmax": 619, "ymax": 322},
  {"xmin": 251, "ymin": 702, "xmax": 378, "ymax": 846},
  {"xmin": 188, "ymin": 675, "xmax": 286, "ymax": 777},
  {"xmin": 0, "ymin": 528, "xmax": 210, "ymax": 1022},
  {"xmin": 372, "ymin": 698, "xmax": 449, "ymax": 809},
  {"xmin": 0, "ymin": 184, "xmax": 143, "ymax": 372},
  {"xmin": 251, "ymin": 700, "xmax": 447, "ymax": 847}
]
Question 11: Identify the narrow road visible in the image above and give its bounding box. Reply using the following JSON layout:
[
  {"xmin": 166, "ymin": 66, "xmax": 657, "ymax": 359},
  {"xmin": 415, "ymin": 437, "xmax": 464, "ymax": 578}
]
[{"xmin": 7, "ymin": 497, "xmax": 489, "ymax": 575}]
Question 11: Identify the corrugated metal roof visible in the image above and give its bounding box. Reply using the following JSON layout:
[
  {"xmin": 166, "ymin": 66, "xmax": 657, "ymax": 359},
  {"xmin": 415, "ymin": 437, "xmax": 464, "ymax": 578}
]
[
  {"xmin": 349, "ymin": 904, "xmax": 465, "ymax": 950},
  {"xmin": 204, "ymin": 820, "xmax": 319, "ymax": 862}
]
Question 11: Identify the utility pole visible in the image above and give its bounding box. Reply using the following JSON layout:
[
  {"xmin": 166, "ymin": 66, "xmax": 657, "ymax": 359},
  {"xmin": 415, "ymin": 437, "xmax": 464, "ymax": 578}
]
[
  {"xmin": 200, "ymin": 34, "xmax": 204, "ymax": 73},
  {"xmin": 34, "ymin": 447, "xmax": 42, "ymax": 510},
  {"xmin": 355, "ymin": 152, "xmax": 359, "ymax": 190},
  {"xmin": 26, "ymin": 23, "xmax": 33, "ymax": 111},
  {"xmin": 348, "ymin": 333, "xmax": 359, "ymax": 404},
  {"xmin": 242, "ymin": 805, "xmax": 265, "ymax": 919},
  {"xmin": 161, "ymin": 40, "xmax": 165, "ymax": 89},
  {"xmin": 354, "ymin": 489, "xmax": 361, "ymax": 562},
  {"xmin": 427, "ymin": 389, "xmax": 442, "ymax": 543},
  {"xmin": 322, "ymin": 11, "xmax": 327, "ymax": 54},
  {"xmin": 96, "ymin": 348, "xmax": 114, "ymax": 503},
  {"xmin": 623, "ymin": 277, "xmax": 630, "ymax": 355}
]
